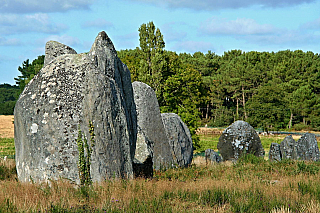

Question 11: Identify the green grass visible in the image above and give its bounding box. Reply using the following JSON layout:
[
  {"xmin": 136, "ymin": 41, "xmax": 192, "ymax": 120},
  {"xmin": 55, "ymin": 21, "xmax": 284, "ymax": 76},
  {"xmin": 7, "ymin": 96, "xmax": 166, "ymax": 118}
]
[
  {"xmin": 0, "ymin": 138, "xmax": 15, "ymax": 157},
  {"xmin": 197, "ymin": 134, "xmax": 289, "ymax": 154}
]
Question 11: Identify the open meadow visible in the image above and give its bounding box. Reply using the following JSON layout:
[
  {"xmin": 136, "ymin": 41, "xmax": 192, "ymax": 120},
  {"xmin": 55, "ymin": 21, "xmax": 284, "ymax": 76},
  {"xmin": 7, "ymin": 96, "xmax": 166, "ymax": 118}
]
[{"xmin": 2, "ymin": 116, "xmax": 320, "ymax": 212}]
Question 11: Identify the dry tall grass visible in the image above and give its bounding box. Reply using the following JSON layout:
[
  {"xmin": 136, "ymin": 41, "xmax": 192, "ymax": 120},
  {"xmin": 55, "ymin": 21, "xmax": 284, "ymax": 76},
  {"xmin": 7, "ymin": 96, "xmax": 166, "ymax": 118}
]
[
  {"xmin": 0, "ymin": 157, "xmax": 320, "ymax": 212},
  {"xmin": 0, "ymin": 115, "xmax": 14, "ymax": 138}
]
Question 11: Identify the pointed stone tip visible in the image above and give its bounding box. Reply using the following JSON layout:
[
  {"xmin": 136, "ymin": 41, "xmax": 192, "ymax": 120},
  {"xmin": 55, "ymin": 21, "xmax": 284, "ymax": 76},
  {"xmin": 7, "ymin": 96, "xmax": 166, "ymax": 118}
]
[
  {"xmin": 98, "ymin": 31, "xmax": 107, "ymax": 40},
  {"xmin": 89, "ymin": 31, "xmax": 116, "ymax": 55}
]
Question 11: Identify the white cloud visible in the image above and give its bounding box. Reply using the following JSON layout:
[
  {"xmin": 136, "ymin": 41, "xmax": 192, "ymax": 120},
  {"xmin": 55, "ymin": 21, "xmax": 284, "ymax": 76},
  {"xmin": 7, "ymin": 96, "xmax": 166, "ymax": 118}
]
[
  {"xmin": 0, "ymin": 37, "xmax": 21, "ymax": 46},
  {"xmin": 173, "ymin": 41, "xmax": 215, "ymax": 53},
  {"xmin": 0, "ymin": 13, "xmax": 68, "ymax": 35},
  {"xmin": 161, "ymin": 22, "xmax": 188, "ymax": 42},
  {"xmin": 200, "ymin": 18, "xmax": 276, "ymax": 35},
  {"xmin": 41, "ymin": 34, "xmax": 81, "ymax": 48},
  {"xmin": 0, "ymin": 0, "xmax": 94, "ymax": 13},
  {"xmin": 246, "ymin": 31, "xmax": 320, "ymax": 47},
  {"xmin": 123, "ymin": 0, "xmax": 315, "ymax": 10},
  {"xmin": 81, "ymin": 18, "xmax": 114, "ymax": 29},
  {"xmin": 300, "ymin": 17, "xmax": 320, "ymax": 30}
]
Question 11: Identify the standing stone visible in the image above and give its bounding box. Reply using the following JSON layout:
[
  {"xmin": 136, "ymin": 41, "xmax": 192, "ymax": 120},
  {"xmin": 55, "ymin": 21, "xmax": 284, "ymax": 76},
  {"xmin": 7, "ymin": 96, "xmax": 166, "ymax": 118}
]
[
  {"xmin": 296, "ymin": 133, "xmax": 320, "ymax": 161},
  {"xmin": 280, "ymin": 135, "xmax": 298, "ymax": 160},
  {"xmin": 44, "ymin": 41, "xmax": 77, "ymax": 67},
  {"xmin": 205, "ymin": 149, "xmax": 222, "ymax": 164},
  {"xmin": 269, "ymin": 143, "xmax": 281, "ymax": 162},
  {"xmin": 133, "ymin": 126, "xmax": 153, "ymax": 178},
  {"xmin": 217, "ymin": 120, "xmax": 265, "ymax": 161},
  {"xmin": 14, "ymin": 31, "xmax": 137, "ymax": 183},
  {"xmin": 132, "ymin": 81, "xmax": 173, "ymax": 170},
  {"xmin": 161, "ymin": 113, "xmax": 193, "ymax": 167}
]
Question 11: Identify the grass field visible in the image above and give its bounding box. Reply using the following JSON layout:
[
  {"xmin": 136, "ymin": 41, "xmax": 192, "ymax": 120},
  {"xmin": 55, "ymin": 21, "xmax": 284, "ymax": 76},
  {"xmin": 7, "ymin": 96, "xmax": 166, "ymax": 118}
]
[
  {"xmin": 1, "ymin": 155, "xmax": 320, "ymax": 212},
  {"xmin": 198, "ymin": 134, "xmax": 320, "ymax": 155},
  {"xmin": 3, "ymin": 116, "xmax": 320, "ymax": 212},
  {"xmin": 0, "ymin": 138, "xmax": 14, "ymax": 157}
]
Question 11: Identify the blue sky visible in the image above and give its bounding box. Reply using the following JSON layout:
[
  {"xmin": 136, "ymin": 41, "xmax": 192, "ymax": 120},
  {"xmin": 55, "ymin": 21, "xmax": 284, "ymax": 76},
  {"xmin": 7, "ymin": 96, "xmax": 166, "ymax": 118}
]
[{"xmin": 0, "ymin": 0, "xmax": 320, "ymax": 85}]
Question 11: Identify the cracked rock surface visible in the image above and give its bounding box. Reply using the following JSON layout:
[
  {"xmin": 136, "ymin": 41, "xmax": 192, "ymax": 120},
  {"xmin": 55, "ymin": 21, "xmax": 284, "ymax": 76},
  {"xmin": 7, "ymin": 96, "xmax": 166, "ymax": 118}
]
[{"xmin": 15, "ymin": 31, "xmax": 137, "ymax": 183}]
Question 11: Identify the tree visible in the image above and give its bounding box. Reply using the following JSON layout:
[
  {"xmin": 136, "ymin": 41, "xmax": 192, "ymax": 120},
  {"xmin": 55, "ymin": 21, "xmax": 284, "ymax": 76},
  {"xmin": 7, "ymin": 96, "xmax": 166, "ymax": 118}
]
[
  {"xmin": 0, "ymin": 84, "xmax": 19, "ymax": 115},
  {"xmin": 162, "ymin": 65, "xmax": 205, "ymax": 148},
  {"xmin": 137, "ymin": 21, "xmax": 168, "ymax": 99},
  {"xmin": 14, "ymin": 55, "xmax": 44, "ymax": 94}
]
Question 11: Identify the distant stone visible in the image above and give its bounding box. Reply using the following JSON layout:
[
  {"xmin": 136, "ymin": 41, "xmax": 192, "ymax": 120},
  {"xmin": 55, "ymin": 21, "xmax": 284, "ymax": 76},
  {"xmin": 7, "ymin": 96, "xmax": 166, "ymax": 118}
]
[
  {"xmin": 296, "ymin": 133, "xmax": 320, "ymax": 161},
  {"xmin": 133, "ymin": 126, "xmax": 153, "ymax": 178},
  {"xmin": 15, "ymin": 31, "xmax": 137, "ymax": 183},
  {"xmin": 269, "ymin": 143, "xmax": 281, "ymax": 162},
  {"xmin": 205, "ymin": 149, "xmax": 222, "ymax": 164},
  {"xmin": 217, "ymin": 120, "xmax": 265, "ymax": 161},
  {"xmin": 280, "ymin": 135, "xmax": 298, "ymax": 160},
  {"xmin": 132, "ymin": 81, "xmax": 173, "ymax": 170},
  {"xmin": 161, "ymin": 113, "xmax": 193, "ymax": 167},
  {"xmin": 44, "ymin": 41, "xmax": 77, "ymax": 67}
]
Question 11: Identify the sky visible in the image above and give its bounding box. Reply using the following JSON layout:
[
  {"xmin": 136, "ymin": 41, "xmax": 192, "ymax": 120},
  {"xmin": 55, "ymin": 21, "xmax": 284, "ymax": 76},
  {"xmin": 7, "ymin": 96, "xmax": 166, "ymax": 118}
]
[{"xmin": 0, "ymin": 0, "xmax": 320, "ymax": 85}]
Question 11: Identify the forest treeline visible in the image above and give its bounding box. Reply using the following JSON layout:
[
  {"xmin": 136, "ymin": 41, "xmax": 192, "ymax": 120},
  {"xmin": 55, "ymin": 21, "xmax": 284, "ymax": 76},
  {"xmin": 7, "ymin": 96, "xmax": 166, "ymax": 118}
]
[
  {"xmin": 118, "ymin": 26, "xmax": 320, "ymax": 133},
  {"xmin": 1, "ymin": 22, "xmax": 320, "ymax": 145}
]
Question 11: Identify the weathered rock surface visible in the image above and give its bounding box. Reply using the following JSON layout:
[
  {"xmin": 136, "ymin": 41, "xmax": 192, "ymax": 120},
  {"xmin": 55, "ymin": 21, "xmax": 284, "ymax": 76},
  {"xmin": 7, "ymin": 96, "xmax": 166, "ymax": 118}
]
[
  {"xmin": 161, "ymin": 113, "xmax": 193, "ymax": 167},
  {"xmin": 132, "ymin": 81, "xmax": 173, "ymax": 170},
  {"xmin": 15, "ymin": 31, "xmax": 137, "ymax": 183},
  {"xmin": 44, "ymin": 41, "xmax": 77, "ymax": 67},
  {"xmin": 269, "ymin": 143, "xmax": 281, "ymax": 162},
  {"xmin": 280, "ymin": 135, "xmax": 298, "ymax": 160},
  {"xmin": 296, "ymin": 133, "xmax": 320, "ymax": 161},
  {"xmin": 133, "ymin": 126, "xmax": 153, "ymax": 178},
  {"xmin": 217, "ymin": 120, "xmax": 265, "ymax": 161},
  {"xmin": 205, "ymin": 149, "xmax": 222, "ymax": 164}
]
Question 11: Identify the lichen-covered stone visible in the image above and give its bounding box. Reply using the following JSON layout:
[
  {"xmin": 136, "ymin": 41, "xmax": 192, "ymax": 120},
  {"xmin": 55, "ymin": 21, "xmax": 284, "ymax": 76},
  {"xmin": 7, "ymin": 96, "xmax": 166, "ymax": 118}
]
[
  {"xmin": 280, "ymin": 135, "xmax": 298, "ymax": 160},
  {"xmin": 44, "ymin": 41, "xmax": 77, "ymax": 67},
  {"xmin": 217, "ymin": 120, "xmax": 265, "ymax": 161},
  {"xmin": 15, "ymin": 31, "xmax": 137, "ymax": 183},
  {"xmin": 205, "ymin": 149, "xmax": 222, "ymax": 164},
  {"xmin": 161, "ymin": 113, "xmax": 193, "ymax": 167},
  {"xmin": 269, "ymin": 143, "xmax": 281, "ymax": 162},
  {"xmin": 296, "ymin": 133, "xmax": 320, "ymax": 161},
  {"xmin": 132, "ymin": 81, "xmax": 173, "ymax": 170}
]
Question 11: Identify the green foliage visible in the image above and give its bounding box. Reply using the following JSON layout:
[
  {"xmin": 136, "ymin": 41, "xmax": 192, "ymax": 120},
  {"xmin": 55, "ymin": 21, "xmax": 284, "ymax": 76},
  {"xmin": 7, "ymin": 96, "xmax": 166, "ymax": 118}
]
[
  {"xmin": 296, "ymin": 161, "xmax": 320, "ymax": 175},
  {"xmin": 14, "ymin": 55, "xmax": 44, "ymax": 95},
  {"xmin": 237, "ymin": 153, "xmax": 266, "ymax": 165},
  {"xmin": 0, "ymin": 84, "xmax": 19, "ymax": 115},
  {"xmin": 77, "ymin": 121, "xmax": 95, "ymax": 186}
]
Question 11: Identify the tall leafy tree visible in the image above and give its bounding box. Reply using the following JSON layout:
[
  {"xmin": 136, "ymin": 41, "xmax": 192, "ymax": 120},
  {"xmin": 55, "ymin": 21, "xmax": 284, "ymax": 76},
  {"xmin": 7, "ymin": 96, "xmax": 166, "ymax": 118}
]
[{"xmin": 14, "ymin": 55, "xmax": 45, "ymax": 94}]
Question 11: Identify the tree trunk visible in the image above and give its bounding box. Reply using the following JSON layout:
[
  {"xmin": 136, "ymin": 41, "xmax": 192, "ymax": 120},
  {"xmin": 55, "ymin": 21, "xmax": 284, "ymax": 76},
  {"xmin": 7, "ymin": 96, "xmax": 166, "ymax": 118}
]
[
  {"xmin": 288, "ymin": 111, "xmax": 293, "ymax": 129},
  {"xmin": 236, "ymin": 98, "xmax": 239, "ymax": 120},
  {"xmin": 242, "ymin": 86, "xmax": 247, "ymax": 120},
  {"xmin": 206, "ymin": 104, "xmax": 209, "ymax": 119}
]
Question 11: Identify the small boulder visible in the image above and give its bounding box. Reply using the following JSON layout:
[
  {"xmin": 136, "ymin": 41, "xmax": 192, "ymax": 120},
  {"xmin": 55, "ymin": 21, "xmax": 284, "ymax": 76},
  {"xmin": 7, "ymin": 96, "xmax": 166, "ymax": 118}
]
[
  {"xmin": 296, "ymin": 133, "xmax": 320, "ymax": 161},
  {"xmin": 132, "ymin": 81, "xmax": 173, "ymax": 170},
  {"xmin": 269, "ymin": 143, "xmax": 281, "ymax": 162},
  {"xmin": 217, "ymin": 120, "xmax": 265, "ymax": 161},
  {"xmin": 280, "ymin": 135, "xmax": 298, "ymax": 160},
  {"xmin": 205, "ymin": 149, "xmax": 222, "ymax": 164},
  {"xmin": 161, "ymin": 113, "xmax": 193, "ymax": 167}
]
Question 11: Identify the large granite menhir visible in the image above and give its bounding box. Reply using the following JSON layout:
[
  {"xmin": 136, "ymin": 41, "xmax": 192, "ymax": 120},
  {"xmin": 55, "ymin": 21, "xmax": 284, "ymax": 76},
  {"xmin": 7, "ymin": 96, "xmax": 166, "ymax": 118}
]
[
  {"xmin": 161, "ymin": 113, "xmax": 193, "ymax": 167},
  {"xmin": 217, "ymin": 120, "xmax": 265, "ymax": 161},
  {"xmin": 14, "ymin": 31, "xmax": 137, "ymax": 183},
  {"xmin": 132, "ymin": 81, "xmax": 174, "ymax": 170}
]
